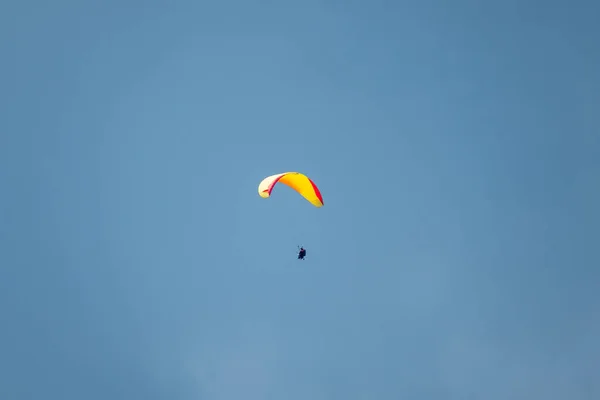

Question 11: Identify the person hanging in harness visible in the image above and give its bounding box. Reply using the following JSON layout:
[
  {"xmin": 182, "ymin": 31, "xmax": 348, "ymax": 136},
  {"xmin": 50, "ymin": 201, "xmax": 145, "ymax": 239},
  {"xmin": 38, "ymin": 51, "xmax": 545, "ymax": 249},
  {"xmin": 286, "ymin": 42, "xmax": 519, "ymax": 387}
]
[{"xmin": 298, "ymin": 247, "xmax": 306, "ymax": 260}]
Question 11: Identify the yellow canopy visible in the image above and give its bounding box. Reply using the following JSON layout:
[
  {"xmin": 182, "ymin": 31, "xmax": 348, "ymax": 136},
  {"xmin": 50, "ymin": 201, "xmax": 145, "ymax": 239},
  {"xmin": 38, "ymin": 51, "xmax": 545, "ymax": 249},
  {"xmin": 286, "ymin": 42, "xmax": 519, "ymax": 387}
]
[{"xmin": 258, "ymin": 172, "xmax": 324, "ymax": 207}]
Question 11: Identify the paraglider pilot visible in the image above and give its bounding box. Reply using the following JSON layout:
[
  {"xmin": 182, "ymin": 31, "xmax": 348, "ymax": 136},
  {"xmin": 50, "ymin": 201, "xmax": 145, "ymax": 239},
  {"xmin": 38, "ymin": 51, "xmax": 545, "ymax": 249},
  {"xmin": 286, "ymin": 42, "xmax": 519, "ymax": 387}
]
[{"xmin": 298, "ymin": 247, "xmax": 306, "ymax": 260}]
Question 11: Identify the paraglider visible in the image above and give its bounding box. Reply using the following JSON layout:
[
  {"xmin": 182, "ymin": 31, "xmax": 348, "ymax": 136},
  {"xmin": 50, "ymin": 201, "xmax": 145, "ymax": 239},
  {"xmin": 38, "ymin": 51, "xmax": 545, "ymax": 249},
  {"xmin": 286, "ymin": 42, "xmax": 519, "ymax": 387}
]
[
  {"xmin": 258, "ymin": 172, "xmax": 323, "ymax": 207},
  {"xmin": 258, "ymin": 172, "xmax": 323, "ymax": 261},
  {"xmin": 298, "ymin": 247, "xmax": 306, "ymax": 260}
]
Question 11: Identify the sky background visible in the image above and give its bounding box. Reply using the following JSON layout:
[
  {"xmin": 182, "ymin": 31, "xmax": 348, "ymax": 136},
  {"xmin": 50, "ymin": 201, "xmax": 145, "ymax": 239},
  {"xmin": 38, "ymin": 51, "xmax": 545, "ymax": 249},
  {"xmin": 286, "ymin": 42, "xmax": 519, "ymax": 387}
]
[{"xmin": 1, "ymin": 0, "xmax": 599, "ymax": 399}]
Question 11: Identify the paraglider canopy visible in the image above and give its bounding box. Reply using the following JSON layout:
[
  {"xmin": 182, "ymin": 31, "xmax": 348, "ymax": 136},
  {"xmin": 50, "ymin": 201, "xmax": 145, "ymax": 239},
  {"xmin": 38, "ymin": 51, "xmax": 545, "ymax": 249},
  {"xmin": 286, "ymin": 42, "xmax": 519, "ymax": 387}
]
[{"xmin": 258, "ymin": 172, "xmax": 323, "ymax": 207}]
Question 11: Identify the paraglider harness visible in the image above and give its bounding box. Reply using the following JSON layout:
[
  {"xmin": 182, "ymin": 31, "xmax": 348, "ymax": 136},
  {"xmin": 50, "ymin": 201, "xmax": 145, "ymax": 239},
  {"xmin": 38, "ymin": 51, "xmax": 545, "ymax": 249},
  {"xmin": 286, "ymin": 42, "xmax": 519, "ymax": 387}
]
[{"xmin": 297, "ymin": 246, "xmax": 306, "ymax": 260}]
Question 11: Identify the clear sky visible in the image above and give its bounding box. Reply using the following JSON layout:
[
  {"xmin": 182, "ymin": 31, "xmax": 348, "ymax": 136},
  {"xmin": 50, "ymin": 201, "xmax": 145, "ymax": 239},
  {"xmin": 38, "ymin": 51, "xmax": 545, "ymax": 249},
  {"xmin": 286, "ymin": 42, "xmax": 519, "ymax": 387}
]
[{"xmin": 1, "ymin": 1, "xmax": 599, "ymax": 399}]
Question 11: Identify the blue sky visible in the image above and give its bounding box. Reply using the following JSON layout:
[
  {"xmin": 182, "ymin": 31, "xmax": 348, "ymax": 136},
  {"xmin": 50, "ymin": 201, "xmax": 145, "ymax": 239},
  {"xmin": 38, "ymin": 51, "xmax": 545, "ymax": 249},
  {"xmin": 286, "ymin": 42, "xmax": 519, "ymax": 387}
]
[{"xmin": 1, "ymin": 1, "xmax": 599, "ymax": 399}]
